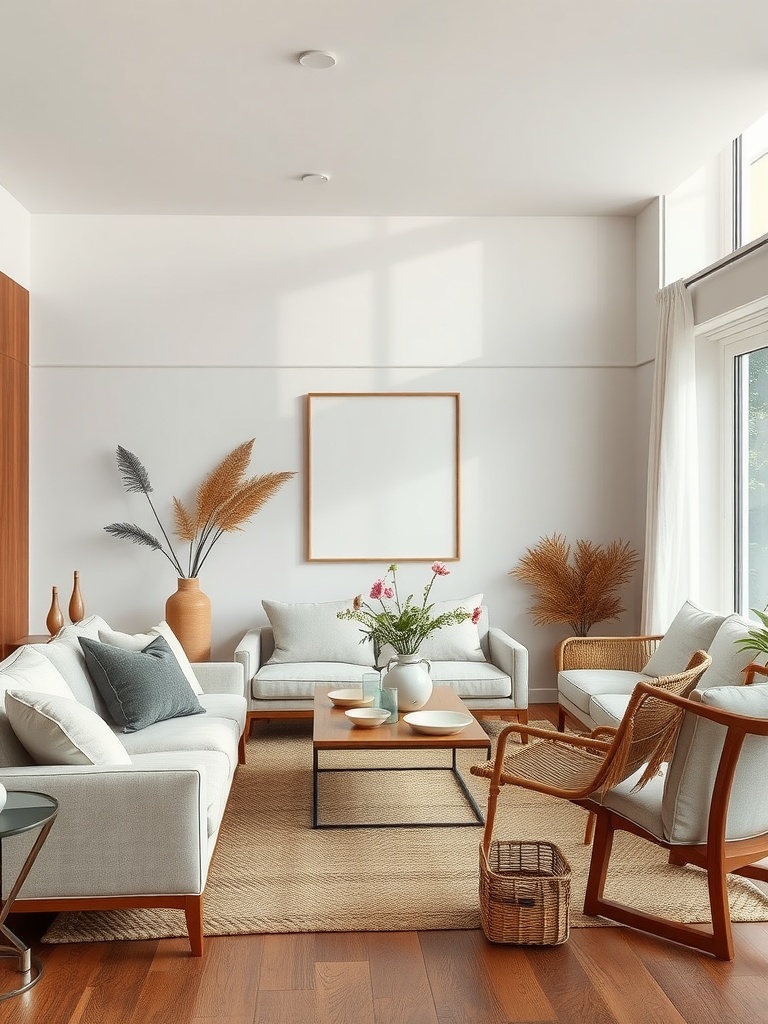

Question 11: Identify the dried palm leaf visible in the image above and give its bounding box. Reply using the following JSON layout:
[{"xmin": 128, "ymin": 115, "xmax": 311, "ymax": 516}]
[
  {"xmin": 194, "ymin": 439, "xmax": 255, "ymax": 528},
  {"xmin": 172, "ymin": 497, "xmax": 197, "ymax": 543},
  {"xmin": 214, "ymin": 472, "xmax": 297, "ymax": 531}
]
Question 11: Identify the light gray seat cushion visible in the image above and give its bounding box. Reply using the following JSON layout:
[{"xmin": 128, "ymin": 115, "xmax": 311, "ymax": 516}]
[
  {"xmin": 252, "ymin": 662, "xmax": 371, "ymax": 700},
  {"xmin": 116, "ymin": 714, "xmax": 242, "ymax": 772},
  {"xmin": 596, "ymin": 767, "xmax": 667, "ymax": 839},
  {"xmin": 588, "ymin": 693, "xmax": 634, "ymax": 729},
  {"xmin": 558, "ymin": 669, "xmax": 649, "ymax": 715},
  {"xmin": 428, "ymin": 661, "xmax": 510, "ymax": 698}
]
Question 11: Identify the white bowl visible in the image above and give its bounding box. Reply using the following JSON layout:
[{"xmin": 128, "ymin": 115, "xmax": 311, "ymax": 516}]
[
  {"xmin": 403, "ymin": 710, "xmax": 474, "ymax": 736},
  {"xmin": 327, "ymin": 689, "xmax": 375, "ymax": 708},
  {"xmin": 344, "ymin": 707, "xmax": 391, "ymax": 728}
]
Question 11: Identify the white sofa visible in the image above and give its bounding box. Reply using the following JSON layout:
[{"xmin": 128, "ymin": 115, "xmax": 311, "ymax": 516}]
[
  {"xmin": 0, "ymin": 614, "xmax": 246, "ymax": 956},
  {"xmin": 235, "ymin": 598, "xmax": 529, "ymax": 730},
  {"xmin": 557, "ymin": 601, "xmax": 760, "ymax": 731}
]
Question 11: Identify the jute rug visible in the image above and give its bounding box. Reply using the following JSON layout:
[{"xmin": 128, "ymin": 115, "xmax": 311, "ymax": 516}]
[{"xmin": 42, "ymin": 719, "xmax": 768, "ymax": 944}]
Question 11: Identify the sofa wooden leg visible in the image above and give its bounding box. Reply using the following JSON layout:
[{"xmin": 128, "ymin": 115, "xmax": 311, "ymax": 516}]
[
  {"xmin": 238, "ymin": 731, "xmax": 246, "ymax": 765},
  {"xmin": 185, "ymin": 895, "xmax": 204, "ymax": 956},
  {"xmin": 557, "ymin": 705, "xmax": 565, "ymax": 731},
  {"xmin": 517, "ymin": 708, "xmax": 529, "ymax": 744}
]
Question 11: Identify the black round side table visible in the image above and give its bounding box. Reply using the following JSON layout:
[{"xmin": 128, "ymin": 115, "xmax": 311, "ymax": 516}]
[{"xmin": 0, "ymin": 791, "xmax": 58, "ymax": 1000}]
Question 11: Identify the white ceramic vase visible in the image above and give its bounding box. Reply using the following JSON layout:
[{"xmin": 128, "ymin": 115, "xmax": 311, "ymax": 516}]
[{"xmin": 385, "ymin": 653, "xmax": 433, "ymax": 711}]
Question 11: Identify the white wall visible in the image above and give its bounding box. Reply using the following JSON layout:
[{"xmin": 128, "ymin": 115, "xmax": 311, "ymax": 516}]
[
  {"xmin": 29, "ymin": 215, "xmax": 639, "ymax": 700},
  {"xmin": 0, "ymin": 184, "xmax": 30, "ymax": 287}
]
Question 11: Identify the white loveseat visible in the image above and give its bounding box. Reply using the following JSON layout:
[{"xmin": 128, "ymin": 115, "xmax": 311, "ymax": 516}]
[
  {"xmin": 557, "ymin": 601, "xmax": 760, "ymax": 731},
  {"xmin": 235, "ymin": 598, "xmax": 529, "ymax": 731},
  {"xmin": 0, "ymin": 615, "xmax": 246, "ymax": 956}
]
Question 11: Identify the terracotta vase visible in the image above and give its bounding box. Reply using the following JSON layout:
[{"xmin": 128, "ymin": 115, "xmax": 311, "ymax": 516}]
[
  {"xmin": 165, "ymin": 577, "xmax": 211, "ymax": 662},
  {"xmin": 46, "ymin": 586, "xmax": 64, "ymax": 636},
  {"xmin": 68, "ymin": 570, "xmax": 85, "ymax": 623}
]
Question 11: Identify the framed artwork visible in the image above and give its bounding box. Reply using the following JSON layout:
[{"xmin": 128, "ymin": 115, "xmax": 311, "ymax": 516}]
[{"xmin": 305, "ymin": 392, "xmax": 461, "ymax": 562}]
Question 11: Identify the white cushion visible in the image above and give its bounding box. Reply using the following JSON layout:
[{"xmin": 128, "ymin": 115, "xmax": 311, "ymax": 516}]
[
  {"xmin": 695, "ymin": 613, "xmax": 759, "ymax": 689},
  {"xmin": 262, "ymin": 600, "xmax": 375, "ymax": 667},
  {"xmin": 588, "ymin": 693, "xmax": 633, "ymax": 729},
  {"xmin": 0, "ymin": 646, "xmax": 76, "ymax": 699},
  {"xmin": 98, "ymin": 621, "xmax": 203, "ymax": 695},
  {"xmin": 68, "ymin": 614, "xmax": 112, "ymax": 640},
  {"xmin": 411, "ymin": 595, "xmax": 486, "ymax": 662},
  {"xmin": 558, "ymin": 668, "xmax": 648, "ymax": 715},
  {"xmin": 427, "ymin": 661, "xmax": 510, "ymax": 698},
  {"xmin": 253, "ymin": 662, "xmax": 369, "ymax": 700},
  {"xmin": 662, "ymin": 684, "xmax": 768, "ymax": 844},
  {"xmin": 30, "ymin": 630, "xmax": 107, "ymax": 714},
  {"xmin": 642, "ymin": 601, "xmax": 725, "ymax": 677},
  {"xmin": 5, "ymin": 689, "xmax": 132, "ymax": 766}
]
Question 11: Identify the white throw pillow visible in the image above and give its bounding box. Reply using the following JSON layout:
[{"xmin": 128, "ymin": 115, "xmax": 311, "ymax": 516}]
[
  {"xmin": 263, "ymin": 599, "xmax": 375, "ymax": 667},
  {"xmin": 98, "ymin": 621, "xmax": 203, "ymax": 695},
  {"xmin": 0, "ymin": 646, "xmax": 76, "ymax": 699},
  {"xmin": 5, "ymin": 689, "xmax": 132, "ymax": 766},
  {"xmin": 642, "ymin": 601, "xmax": 725, "ymax": 678},
  {"xmin": 69, "ymin": 614, "xmax": 113, "ymax": 640},
  {"xmin": 416, "ymin": 595, "xmax": 486, "ymax": 662},
  {"xmin": 695, "ymin": 613, "xmax": 763, "ymax": 689}
]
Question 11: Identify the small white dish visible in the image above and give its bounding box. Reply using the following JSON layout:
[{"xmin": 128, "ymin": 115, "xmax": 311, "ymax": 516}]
[
  {"xmin": 344, "ymin": 707, "xmax": 391, "ymax": 729},
  {"xmin": 327, "ymin": 689, "xmax": 375, "ymax": 708},
  {"xmin": 403, "ymin": 710, "xmax": 474, "ymax": 736}
]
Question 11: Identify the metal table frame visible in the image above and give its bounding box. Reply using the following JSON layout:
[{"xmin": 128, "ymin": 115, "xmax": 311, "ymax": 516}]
[
  {"xmin": 312, "ymin": 740, "xmax": 491, "ymax": 829},
  {"xmin": 0, "ymin": 792, "xmax": 59, "ymax": 1000}
]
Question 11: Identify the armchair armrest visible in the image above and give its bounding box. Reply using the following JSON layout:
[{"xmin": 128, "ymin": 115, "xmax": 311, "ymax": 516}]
[
  {"xmin": 234, "ymin": 628, "xmax": 264, "ymax": 686},
  {"xmin": 192, "ymin": 660, "xmax": 244, "ymax": 696},
  {"xmin": 557, "ymin": 635, "xmax": 663, "ymax": 673},
  {"xmin": 488, "ymin": 628, "xmax": 528, "ymax": 708}
]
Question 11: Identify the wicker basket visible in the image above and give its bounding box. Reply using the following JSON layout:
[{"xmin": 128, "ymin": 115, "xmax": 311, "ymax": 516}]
[{"xmin": 479, "ymin": 840, "xmax": 571, "ymax": 945}]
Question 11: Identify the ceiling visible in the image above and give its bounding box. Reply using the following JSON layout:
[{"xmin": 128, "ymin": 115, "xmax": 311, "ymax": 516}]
[{"xmin": 1, "ymin": 1, "xmax": 768, "ymax": 217}]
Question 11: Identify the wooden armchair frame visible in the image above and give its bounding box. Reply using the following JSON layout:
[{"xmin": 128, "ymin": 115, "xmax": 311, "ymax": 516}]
[
  {"xmin": 471, "ymin": 652, "xmax": 712, "ymax": 853},
  {"xmin": 579, "ymin": 686, "xmax": 768, "ymax": 960}
]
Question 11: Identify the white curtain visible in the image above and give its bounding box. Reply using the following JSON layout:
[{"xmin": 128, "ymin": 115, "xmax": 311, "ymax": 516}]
[{"xmin": 641, "ymin": 280, "xmax": 699, "ymax": 634}]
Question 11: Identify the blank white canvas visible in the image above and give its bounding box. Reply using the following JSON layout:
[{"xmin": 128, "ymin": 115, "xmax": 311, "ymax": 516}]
[{"xmin": 307, "ymin": 393, "xmax": 459, "ymax": 561}]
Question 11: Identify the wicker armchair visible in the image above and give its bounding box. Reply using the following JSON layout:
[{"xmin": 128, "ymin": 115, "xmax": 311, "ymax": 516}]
[
  {"xmin": 471, "ymin": 651, "xmax": 712, "ymax": 853},
  {"xmin": 556, "ymin": 635, "xmax": 663, "ymax": 730}
]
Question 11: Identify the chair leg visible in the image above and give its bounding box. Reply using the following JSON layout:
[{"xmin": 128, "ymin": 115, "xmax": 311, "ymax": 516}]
[
  {"xmin": 517, "ymin": 708, "xmax": 529, "ymax": 744},
  {"xmin": 583, "ymin": 810, "xmax": 614, "ymax": 915},
  {"xmin": 707, "ymin": 862, "xmax": 734, "ymax": 961},
  {"xmin": 583, "ymin": 811, "xmax": 596, "ymax": 845},
  {"xmin": 557, "ymin": 705, "xmax": 565, "ymax": 731},
  {"xmin": 482, "ymin": 781, "xmax": 502, "ymax": 855}
]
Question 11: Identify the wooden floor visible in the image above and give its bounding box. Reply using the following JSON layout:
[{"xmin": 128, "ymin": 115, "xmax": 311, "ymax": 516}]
[{"xmin": 0, "ymin": 704, "xmax": 767, "ymax": 1024}]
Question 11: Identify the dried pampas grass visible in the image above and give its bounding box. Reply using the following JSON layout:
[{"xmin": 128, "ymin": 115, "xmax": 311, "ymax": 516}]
[{"xmin": 511, "ymin": 534, "xmax": 639, "ymax": 636}]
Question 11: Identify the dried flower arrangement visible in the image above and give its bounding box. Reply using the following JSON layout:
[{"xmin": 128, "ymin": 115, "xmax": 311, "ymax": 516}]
[
  {"xmin": 104, "ymin": 439, "xmax": 295, "ymax": 578},
  {"xmin": 510, "ymin": 533, "xmax": 639, "ymax": 637}
]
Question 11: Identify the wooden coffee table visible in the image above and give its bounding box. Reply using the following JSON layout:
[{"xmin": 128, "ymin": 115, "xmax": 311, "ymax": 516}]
[{"xmin": 312, "ymin": 685, "xmax": 492, "ymax": 829}]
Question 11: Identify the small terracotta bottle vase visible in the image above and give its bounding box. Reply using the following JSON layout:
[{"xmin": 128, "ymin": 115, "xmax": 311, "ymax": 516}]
[
  {"xmin": 46, "ymin": 586, "xmax": 64, "ymax": 636},
  {"xmin": 69, "ymin": 570, "xmax": 85, "ymax": 623}
]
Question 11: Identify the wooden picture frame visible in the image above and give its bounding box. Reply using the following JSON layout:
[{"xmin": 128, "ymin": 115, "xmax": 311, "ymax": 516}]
[{"xmin": 305, "ymin": 392, "xmax": 460, "ymax": 562}]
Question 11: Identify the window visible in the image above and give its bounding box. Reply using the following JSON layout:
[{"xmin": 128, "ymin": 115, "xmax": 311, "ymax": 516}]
[
  {"xmin": 739, "ymin": 111, "xmax": 768, "ymax": 247},
  {"xmin": 734, "ymin": 343, "xmax": 768, "ymax": 613}
]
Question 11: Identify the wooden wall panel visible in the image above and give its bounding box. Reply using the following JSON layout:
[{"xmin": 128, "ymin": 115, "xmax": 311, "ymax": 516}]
[{"xmin": 0, "ymin": 271, "xmax": 29, "ymax": 659}]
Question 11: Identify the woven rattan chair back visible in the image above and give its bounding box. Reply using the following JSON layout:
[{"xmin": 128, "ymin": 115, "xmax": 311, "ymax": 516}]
[
  {"xmin": 591, "ymin": 649, "xmax": 712, "ymax": 794},
  {"xmin": 472, "ymin": 650, "xmax": 712, "ymax": 854}
]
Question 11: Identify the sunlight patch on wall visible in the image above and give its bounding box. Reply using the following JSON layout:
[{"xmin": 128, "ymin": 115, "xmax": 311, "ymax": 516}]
[
  {"xmin": 277, "ymin": 271, "xmax": 374, "ymax": 364},
  {"xmin": 389, "ymin": 242, "xmax": 483, "ymax": 363}
]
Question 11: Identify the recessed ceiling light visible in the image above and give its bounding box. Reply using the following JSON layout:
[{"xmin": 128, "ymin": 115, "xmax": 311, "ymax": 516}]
[
  {"xmin": 301, "ymin": 173, "xmax": 329, "ymax": 184},
  {"xmin": 298, "ymin": 50, "xmax": 337, "ymax": 69}
]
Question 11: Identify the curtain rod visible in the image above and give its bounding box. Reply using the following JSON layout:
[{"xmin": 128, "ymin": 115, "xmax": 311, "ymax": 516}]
[{"xmin": 684, "ymin": 232, "xmax": 768, "ymax": 286}]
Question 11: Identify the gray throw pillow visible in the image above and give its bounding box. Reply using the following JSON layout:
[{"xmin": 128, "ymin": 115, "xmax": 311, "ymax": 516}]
[{"xmin": 78, "ymin": 635, "xmax": 205, "ymax": 733}]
